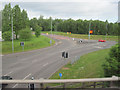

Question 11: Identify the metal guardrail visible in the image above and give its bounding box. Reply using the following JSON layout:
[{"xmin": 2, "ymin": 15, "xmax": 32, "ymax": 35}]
[
  {"xmin": 0, "ymin": 76, "xmax": 119, "ymax": 88},
  {"xmin": 1, "ymin": 76, "xmax": 119, "ymax": 84}
]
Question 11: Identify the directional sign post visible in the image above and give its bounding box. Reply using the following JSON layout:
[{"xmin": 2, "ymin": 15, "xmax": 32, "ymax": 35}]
[
  {"xmin": 50, "ymin": 40, "xmax": 52, "ymax": 44},
  {"xmin": 20, "ymin": 42, "xmax": 24, "ymax": 51},
  {"xmin": 59, "ymin": 73, "xmax": 62, "ymax": 79}
]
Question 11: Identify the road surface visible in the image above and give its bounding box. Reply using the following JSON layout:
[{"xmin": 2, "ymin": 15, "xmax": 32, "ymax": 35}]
[{"xmin": 2, "ymin": 34, "xmax": 116, "ymax": 88}]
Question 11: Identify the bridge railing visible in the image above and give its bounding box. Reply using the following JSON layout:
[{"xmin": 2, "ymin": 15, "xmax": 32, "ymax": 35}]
[{"xmin": 0, "ymin": 76, "xmax": 119, "ymax": 89}]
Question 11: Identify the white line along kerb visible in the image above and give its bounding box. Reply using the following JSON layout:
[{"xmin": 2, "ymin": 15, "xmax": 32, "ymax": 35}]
[{"xmin": 4, "ymin": 71, "xmax": 13, "ymax": 76}]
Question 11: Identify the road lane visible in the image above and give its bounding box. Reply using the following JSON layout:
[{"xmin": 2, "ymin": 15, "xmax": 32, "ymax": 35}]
[{"xmin": 2, "ymin": 35, "xmax": 116, "ymax": 88}]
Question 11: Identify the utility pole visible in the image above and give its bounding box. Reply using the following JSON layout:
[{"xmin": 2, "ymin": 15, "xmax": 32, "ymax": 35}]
[
  {"xmin": 51, "ymin": 17, "xmax": 52, "ymax": 34},
  {"xmin": 105, "ymin": 22, "xmax": 108, "ymax": 40},
  {"xmin": 88, "ymin": 21, "xmax": 91, "ymax": 40},
  {"xmin": 11, "ymin": 13, "xmax": 14, "ymax": 53},
  {"xmin": 118, "ymin": 1, "xmax": 120, "ymax": 44}
]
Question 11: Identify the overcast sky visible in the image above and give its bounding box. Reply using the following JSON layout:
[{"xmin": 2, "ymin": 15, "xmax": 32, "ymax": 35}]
[{"xmin": 1, "ymin": 0, "xmax": 119, "ymax": 23}]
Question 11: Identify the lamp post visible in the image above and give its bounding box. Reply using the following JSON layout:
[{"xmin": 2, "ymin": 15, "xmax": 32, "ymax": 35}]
[
  {"xmin": 118, "ymin": 1, "xmax": 120, "ymax": 44},
  {"xmin": 88, "ymin": 21, "xmax": 91, "ymax": 40},
  {"xmin": 105, "ymin": 22, "xmax": 108, "ymax": 40},
  {"xmin": 51, "ymin": 17, "xmax": 52, "ymax": 34},
  {"xmin": 11, "ymin": 13, "xmax": 14, "ymax": 53}
]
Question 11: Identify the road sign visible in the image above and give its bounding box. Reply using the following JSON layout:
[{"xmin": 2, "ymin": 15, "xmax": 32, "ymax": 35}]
[
  {"xmin": 59, "ymin": 73, "xmax": 62, "ymax": 78},
  {"xmin": 89, "ymin": 30, "xmax": 93, "ymax": 34},
  {"xmin": 62, "ymin": 52, "xmax": 65, "ymax": 58},
  {"xmin": 50, "ymin": 40, "xmax": 52, "ymax": 44},
  {"xmin": 20, "ymin": 42, "xmax": 24, "ymax": 46}
]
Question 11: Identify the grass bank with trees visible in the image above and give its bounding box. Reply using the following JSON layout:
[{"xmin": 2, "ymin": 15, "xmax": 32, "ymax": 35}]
[{"xmin": 2, "ymin": 35, "xmax": 55, "ymax": 54}]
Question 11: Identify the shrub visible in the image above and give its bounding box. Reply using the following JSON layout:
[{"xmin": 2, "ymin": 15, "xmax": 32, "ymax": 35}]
[
  {"xmin": 19, "ymin": 28, "xmax": 32, "ymax": 41},
  {"xmin": 35, "ymin": 25, "xmax": 42, "ymax": 37},
  {"xmin": 103, "ymin": 44, "xmax": 120, "ymax": 77},
  {"xmin": 2, "ymin": 31, "xmax": 12, "ymax": 41}
]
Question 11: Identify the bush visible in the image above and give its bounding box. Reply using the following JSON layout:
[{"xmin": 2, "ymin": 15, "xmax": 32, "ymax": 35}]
[
  {"xmin": 103, "ymin": 44, "xmax": 120, "ymax": 77},
  {"xmin": 35, "ymin": 25, "xmax": 42, "ymax": 37},
  {"xmin": 2, "ymin": 31, "xmax": 12, "ymax": 41},
  {"xmin": 19, "ymin": 28, "xmax": 32, "ymax": 41}
]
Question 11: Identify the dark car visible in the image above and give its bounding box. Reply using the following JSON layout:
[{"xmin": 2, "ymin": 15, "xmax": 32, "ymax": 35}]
[{"xmin": 1, "ymin": 76, "xmax": 12, "ymax": 88}]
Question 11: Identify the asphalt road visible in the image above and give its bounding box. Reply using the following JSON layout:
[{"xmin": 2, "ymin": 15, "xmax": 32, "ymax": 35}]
[{"xmin": 2, "ymin": 34, "xmax": 116, "ymax": 88}]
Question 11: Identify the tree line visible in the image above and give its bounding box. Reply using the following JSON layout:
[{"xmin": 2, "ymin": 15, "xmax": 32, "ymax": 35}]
[
  {"xmin": 30, "ymin": 16, "xmax": 118, "ymax": 35},
  {"xmin": 1, "ymin": 3, "xmax": 119, "ymax": 41}
]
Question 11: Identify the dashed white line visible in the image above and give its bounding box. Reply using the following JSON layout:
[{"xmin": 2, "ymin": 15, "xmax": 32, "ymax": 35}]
[
  {"xmin": 4, "ymin": 71, "xmax": 13, "ymax": 76},
  {"xmin": 23, "ymin": 73, "xmax": 31, "ymax": 80},
  {"xmin": 12, "ymin": 84, "xmax": 18, "ymax": 88},
  {"xmin": 12, "ymin": 73, "xmax": 31, "ymax": 88},
  {"xmin": 43, "ymin": 63, "xmax": 48, "ymax": 67}
]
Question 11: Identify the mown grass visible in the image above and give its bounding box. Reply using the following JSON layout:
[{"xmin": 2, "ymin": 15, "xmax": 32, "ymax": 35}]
[
  {"xmin": 45, "ymin": 49, "xmax": 110, "ymax": 87},
  {"xmin": 2, "ymin": 35, "xmax": 55, "ymax": 54},
  {"xmin": 42, "ymin": 31, "xmax": 118, "ymax": 41},
  {"xmin": 50, "ymin": 49, "xmax": 110, "ymax": 80}
]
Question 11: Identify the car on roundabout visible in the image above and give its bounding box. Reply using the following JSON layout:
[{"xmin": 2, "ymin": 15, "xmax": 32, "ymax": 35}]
[{"xmin": 98, "ymin": 39, "xmax": 106, "ymax": 42}]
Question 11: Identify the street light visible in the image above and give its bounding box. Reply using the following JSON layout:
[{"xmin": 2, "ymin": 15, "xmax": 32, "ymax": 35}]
[
  {"xmin": 105, "ymin": 22, "xmax": 108, "ymax": 40},
  {"xmin": 51, "ymin": 17, "xmax": 52, "ymax": 34},
  {"xmin": 11, "ymin": 13, "xmax": 14, "ymax": 53},
  {"xmin": 118, "ymin": 1, "xmax": 120, "ymax": 44},
  {"xmin": 88, "ymin": 21, "xmax": 91, "ymax": 40}
]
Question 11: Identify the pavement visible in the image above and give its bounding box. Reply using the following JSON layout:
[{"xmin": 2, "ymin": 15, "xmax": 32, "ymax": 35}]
[{"xmin": 2, "ymin": 34, "xmax": 117, "ymax": 88}]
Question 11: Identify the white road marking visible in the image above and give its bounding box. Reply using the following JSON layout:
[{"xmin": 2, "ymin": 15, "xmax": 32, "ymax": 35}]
[
  {"xmin": 23, "ymin": 73, "xmax": 31, "ymax": 80},
  {"xmin": 12, "ymin": 73, "xmax": 31, "ymax": 88},
  {"xmin": 12, "ymin": 84, "xmax": 18, "ymax": 88},
  {"xmin": 4, "ymin": 71, "xmax": 13, "ymax": 76},
  {"xmin": 0, "ymin": 54, "xmax": 4, "ymax": 56},
  {"xmin": 94, "ymin": 46, "xmax": 102, "ymax": 48},
  {"xmin": 43, "ymin": 63, "xmax": 48, "ymax": 67}
]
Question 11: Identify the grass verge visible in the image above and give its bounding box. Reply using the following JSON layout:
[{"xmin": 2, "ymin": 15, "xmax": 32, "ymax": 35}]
[
  {"xmin": 2, "ymin": 35, "xmax": 55, "ymax": 54},
  {"xmin": 45, "ymin": 49, "xmax": 110, "ymax": 88},
  {"xmin": 50, "ymin": 48, "xmax": 110, "ymax": 79},
  {"xmin": 42, "ymin": 31, "xmax": 118, "ymax": 41}
]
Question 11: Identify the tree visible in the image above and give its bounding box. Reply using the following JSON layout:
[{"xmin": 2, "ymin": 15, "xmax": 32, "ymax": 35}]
[
  {"xmin": 2, "ymin": 31, "xmax": 12, "ymax": 41},
  {"xmin": 19, "ymin": 28, "xmax": 32, "ymax": 41},
  {"xmin": 12, "ymin": 5, "xmax": 22, "ymax": 39},
  {"xmin": 21, "ymin": 9, "xmax": 29, "ymax": 29},
  {"xmin": 0, "ymin": 10, "xmax": 2, "ymax": 31},
  {"xmin": 29, "ymin": 18, "xmax": 38, "ymax": 31},
  {"xmin": 35, "ymin": 25, "xmax": 42, "ymax": 37},
  {"xmin": 2, "ymin": 3, "xmax": 12, "ymax": 33},
  {"xmin": 103, "ymin": 44, "xmax": 120, "ymax": 77}
]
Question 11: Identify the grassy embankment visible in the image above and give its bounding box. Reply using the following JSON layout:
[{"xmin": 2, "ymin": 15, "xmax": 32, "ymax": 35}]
[
  {"xmin": 50, "ymin": 49, "xmax": 110, "ymax": 79},
  {"xmin": 2, "ymin": 35, "xmax": 55, "ymax": 54},
  {"xmin": 45, "ymin": 48, "xmax": 110, "ymax": 87},
  {"xmin": 42, "ymin": 31, "xmax": 118, "ymax": 42}
]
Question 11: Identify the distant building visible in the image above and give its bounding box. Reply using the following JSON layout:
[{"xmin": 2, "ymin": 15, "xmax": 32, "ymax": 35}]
[{"xmin": 118, "ymin": 1, "xmax": 120, "ymax": 23}]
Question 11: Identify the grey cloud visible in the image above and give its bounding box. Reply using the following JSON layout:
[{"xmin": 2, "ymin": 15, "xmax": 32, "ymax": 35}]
[{"xmin": 2, "ymin": 1, "xmax": 118, "ymax": 22}]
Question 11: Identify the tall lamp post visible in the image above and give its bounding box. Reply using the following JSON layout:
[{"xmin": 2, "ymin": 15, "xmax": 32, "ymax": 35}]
[
  {"xmin": 105, "ymin": 22, "xmax": 108, "ymax": 40},
  {"xmin": 11, "ymin": 13, "xmax": 14, "ymax": 53},
  {"xmin": 118, "ymin": 1, "xmax": 120, "ymax": 44},
  {"xmin": 88, "ymin": 21, "xmax": 91, "ymax": 40},
  {"xmin": 51, "ymin": 17, "xmax": 52, "ymax": 34}
]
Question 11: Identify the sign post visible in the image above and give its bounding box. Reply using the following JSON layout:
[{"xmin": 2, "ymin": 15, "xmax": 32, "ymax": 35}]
[
  {"xmin": 50, "ymin": 40, "xmax": 52, "ymax": 44},
  {"xmin": 20, "ymin": 42, "xmax": 24, "ymax": 51},
  {"xmin": 59, "ymin": 73, "xmax": 62, "ymax": 79}
]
